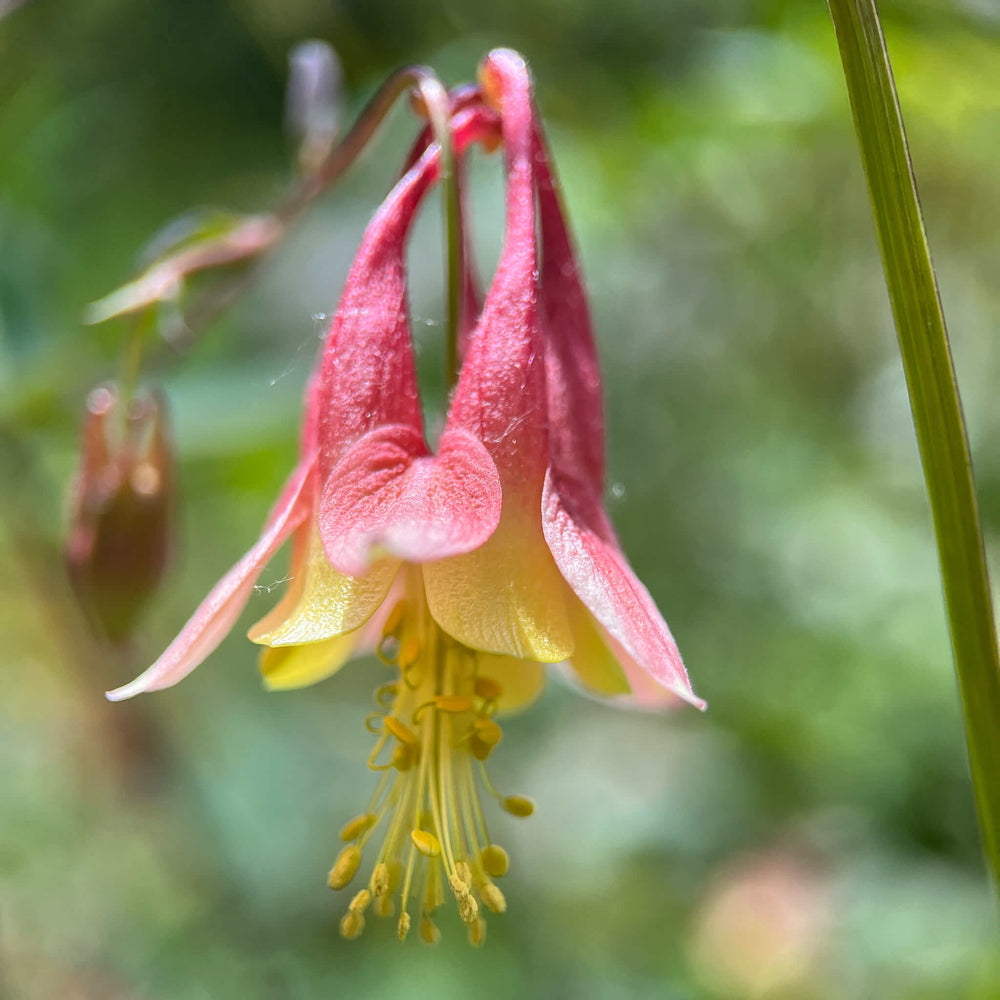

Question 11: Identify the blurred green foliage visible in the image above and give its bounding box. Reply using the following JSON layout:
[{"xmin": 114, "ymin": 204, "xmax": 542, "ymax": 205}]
[{"xmin": 2, "ymin": 1, "xmax": 999, "ymax": 998}]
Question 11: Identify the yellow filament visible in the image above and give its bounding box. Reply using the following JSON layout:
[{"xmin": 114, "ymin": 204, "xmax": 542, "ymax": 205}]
[{"xmin": 419, "ymin": 916, "xmax": 441, "ymax": 945}]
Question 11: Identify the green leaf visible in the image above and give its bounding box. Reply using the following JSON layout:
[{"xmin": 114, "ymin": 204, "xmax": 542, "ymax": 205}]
[{"xmin": 828, "ymin": 0, "xmax": 1000, "ymax": 893}]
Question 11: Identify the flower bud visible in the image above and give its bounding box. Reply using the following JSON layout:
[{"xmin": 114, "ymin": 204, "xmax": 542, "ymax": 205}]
[{"xmin": 65, "ymin": 384, "xmax": 173, "ymax": 642}]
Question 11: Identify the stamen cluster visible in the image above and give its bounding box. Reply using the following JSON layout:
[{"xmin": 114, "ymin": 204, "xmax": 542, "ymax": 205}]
[{"xmin": 327, "ymin": 572, "xmax": 532, "ymax": 944}]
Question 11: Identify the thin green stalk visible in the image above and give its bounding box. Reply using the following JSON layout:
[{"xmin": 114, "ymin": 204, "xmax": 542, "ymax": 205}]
[{"xmin": 827, "ymin": 0, "xmax": 1000, "ymax": 891}]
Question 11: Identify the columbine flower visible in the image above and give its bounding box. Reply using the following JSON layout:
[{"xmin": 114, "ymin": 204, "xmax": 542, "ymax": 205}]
[{"xmin": 108, "ymin": 49, "xmax": 702, "ymax": 946}]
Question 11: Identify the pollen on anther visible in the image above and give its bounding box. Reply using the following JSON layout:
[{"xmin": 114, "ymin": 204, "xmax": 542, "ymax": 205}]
[
  {"xmin": 480, "ymin": 881, "xmax": 506, "ymax": 914},
  {"xmin": 419, "ymin": 916, "xmax": 441, "ymax": 945},
  {"xmin": 340, "ymin": 813, "xmax": 375, "ymax": 841},
  {"xmin": 328, "ymin": 845, "xmax": 362, "ymax": 889},
  {"xmin": 349, "ymin": 889, "xmax": 372, "ymax": 915},
  {"xmin": 397, "ymin": 912, "xmax": 412, "ymax": 942},
  {"xmin": 370, "ymin": 862, "xmax": 390, "ymax": 897},
  {"xmin": 340, "ymin": 911, "xmax": 365, "ymax": 940},
  {"xmin": 467, "ymin": 916, "xmax": 487, "ymax": 948}
]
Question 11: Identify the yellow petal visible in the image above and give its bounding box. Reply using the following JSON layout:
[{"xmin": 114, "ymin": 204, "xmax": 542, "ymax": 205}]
[
  {"xmin": 248, "ymin": 526, "xmax": 398, "ymax": 646},
  {"xmin": 475, "ymin": 653, "xmax": 546, "ymax": 714},
  {"xmin": 565, "ymin": 594, "xmax": 630, "ymax": 697},
  {"xmin": 423, "ymin": 500, "xmax": 573, "ymax": 662},
  {"xmin": 259, "ymin": 632, "xmax": 360, "ymax": 690}
]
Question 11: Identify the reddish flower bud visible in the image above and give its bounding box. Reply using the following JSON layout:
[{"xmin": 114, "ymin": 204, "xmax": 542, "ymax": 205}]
[{"xmin": 65, "ymin": 384, "xmax": 173, "ymax": 642}]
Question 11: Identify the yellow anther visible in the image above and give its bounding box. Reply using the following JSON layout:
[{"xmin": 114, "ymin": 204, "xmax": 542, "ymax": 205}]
[
  {"xmin": 349, "ymin": 889, "xmax": 372, "ymax": 915},
  {"xmin": 480, "ymin": 882, "xmax": 506, "ymax": 914},
  {"xmin": 502, "ymin": 794, "xmax": 535, "ymax": 818},
  {"xmin": 458, "ymin": 893, "xmax": 479, "ymax": 924},
  {"xmin": 385, "ymin": 716, "xmax": 419, "ymax": 746},
  {"xmin": 467, "ymin": 916, "xmax": 487, "ymax": 948},
  {"xmin": 481, "ymin": 844, "xmax": 510, "ymax": 878},
  {"xmin": 473, "ymin": 717, "xmax": 503, "ymax": 746},
  {"xmin": 448, "ymin": 872, "xmax": 470, "ymax": 899},
  {"xmin": 375, "ymin": 894, "xmax": 395, "ymax": 919},
  {"xmin": 328, "ymin": 845, "xmax": 362, "ymax": 890},
  {"xmin": 370, "ymin": 862, "xmax": 390, "ymax": 897},
  {"xmin": 469, "ymin": 735, "xmax": 494, "ymax": 761},
  {"xmin": 397, "ymin": 912, "xmax": 412, "ymax": 942},
  {"xmin": 411, "ymin": 829, "xmax": 441, "ymax": 857},
  {"xmin": 339, "ymin": 813, "xmax": 375, "ymax": 842},
  {"xmin": 391, "ymin": 743, "xmax": 417, "ymax": 772},
  {"xmin": 473, "ymin": 676, "xmax": 503, "ymax": 701},
  {"xmin": 339, "ymin": 910, "xmax": 365, "ymax": 940},
  {"xmin": 455, "ymin": 861, "xmax": 473, "ymax": 885},
  {"xmin": 419, "ymin": 916, "xmax": 441, "ymax": 945},
  {"xmin": 398, "ymin": 637, "xmax": 421, "ymax": 670}
]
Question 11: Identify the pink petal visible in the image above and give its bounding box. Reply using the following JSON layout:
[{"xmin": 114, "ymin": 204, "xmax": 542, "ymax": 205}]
[
  {"xmin": 319, "ymin": 424, "xmax": 501, "ymax": 577},
  {"xmin": 535, "ymin": 124, "xmax": 606, "ymax": 503},
  {"xmin": 541, "ymin": 471, "xmax": 704, "ymax": 710},
  {"xmin": 314, "ymin": 105, "xmax": 503, "ymax": 485},
  {"xmin": 105, "ymin": 459, "xmax": 314, "ymax": 701},
  {"xmin": 444, "ymin": 49, "xmax": 549, "ymax": 490}
]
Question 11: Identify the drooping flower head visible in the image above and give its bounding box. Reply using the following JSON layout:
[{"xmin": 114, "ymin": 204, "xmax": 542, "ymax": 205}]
[{"xmin": 108, "ymin": 49, "xmax": 702, "ymax": 946}]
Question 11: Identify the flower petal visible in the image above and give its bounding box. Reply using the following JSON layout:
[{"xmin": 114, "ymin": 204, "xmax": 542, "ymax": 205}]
[
  {"xmin": 259, "ymin": 632, "xmax": 360, "ymax": 691},
  {"xmin": 318, "ymin": 424, "xmax": 501, "ymax": 577},
  {"xmin": 535, "ymin": 125, "xmax": 606, "ymax": 502},
  {"xmin": 248, "ymin": 526, "xmax": 398, "ymax": 647},
  {"xmin": 105, "ymin": 460, "xmax": 314, "ymax": 701},
  {"xmin": 564, "ymin": 592, "xmax": 630, "ymax": 697},
  {"xmin": 424, "ymin": 52, "xmax": 573, "ymax": 663},
  {"xmin": 542, "ymin": 471, "xmax": 704, "ymax": 709},
  {"xmin": 423, "ymin": 494, "xmax": 573, "ymax": 662},
  {"xmin": 312, "ymin": 104, "xmax": 504, "ymax": 483}
]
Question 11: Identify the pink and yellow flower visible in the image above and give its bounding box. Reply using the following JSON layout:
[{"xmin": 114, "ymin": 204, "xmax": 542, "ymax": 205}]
[{"xmin": 109, "ymin": 49, "xmax": 702, "ymax": 945}]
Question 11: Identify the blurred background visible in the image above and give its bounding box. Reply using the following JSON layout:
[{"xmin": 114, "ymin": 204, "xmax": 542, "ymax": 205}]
[{"xmin": 2, "ymin": 0, "xmax": 1000, "ymax": 997}]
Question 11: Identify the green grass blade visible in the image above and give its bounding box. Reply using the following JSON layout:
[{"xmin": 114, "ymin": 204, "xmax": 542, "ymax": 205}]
[{"xmin": 827, "ymin": 0, "xmax": 1000, "ymax": 890}]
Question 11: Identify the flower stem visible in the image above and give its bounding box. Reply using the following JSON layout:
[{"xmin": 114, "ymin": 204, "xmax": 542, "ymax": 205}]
[{"xmin": 828, "ymin": 0, "xmax": 1000, "ymax": 896}]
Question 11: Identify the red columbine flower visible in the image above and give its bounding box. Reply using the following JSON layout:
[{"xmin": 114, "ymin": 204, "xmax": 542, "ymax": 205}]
[{"xmin": 108, "ymin": 50, "xmax": 701, "ymax": 946}]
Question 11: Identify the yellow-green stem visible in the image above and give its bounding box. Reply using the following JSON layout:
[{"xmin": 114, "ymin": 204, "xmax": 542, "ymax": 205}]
[{"xmin": 828, "ymin": 0, "xmax": 1000, "ymax": 897}]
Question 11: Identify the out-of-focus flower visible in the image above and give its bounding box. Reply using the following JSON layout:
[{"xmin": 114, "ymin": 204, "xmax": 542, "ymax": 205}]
[
  {"xmin": 107, "ymin": 49, "xmax": 701, "ymax": 944},
  {"xmin": 689, "ymin": 849, "xmax": 832, "ymax": 999},
  {"xmin": 65, "ymin": 384, "xmax": 172, "ymax": 642}
]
